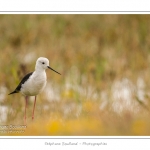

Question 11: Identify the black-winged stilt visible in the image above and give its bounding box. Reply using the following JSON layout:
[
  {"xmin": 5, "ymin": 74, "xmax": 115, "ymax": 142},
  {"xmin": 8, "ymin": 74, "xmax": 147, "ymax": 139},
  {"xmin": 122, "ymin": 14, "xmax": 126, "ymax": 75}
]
[{"xmin": 9, "ymin": 57, "xmax": 61, "ymax": 124}]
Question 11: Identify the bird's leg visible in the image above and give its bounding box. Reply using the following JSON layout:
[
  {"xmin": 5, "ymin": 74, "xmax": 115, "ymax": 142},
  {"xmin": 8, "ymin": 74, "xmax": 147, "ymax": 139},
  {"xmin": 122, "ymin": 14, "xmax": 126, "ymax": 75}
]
[
  {"xmin": 24, "ymin": 96, "xmax": 28, "ymax": 125},
  {"xmin": 32, "ymin": 96, "xmax": 37, "ymax": 120}
]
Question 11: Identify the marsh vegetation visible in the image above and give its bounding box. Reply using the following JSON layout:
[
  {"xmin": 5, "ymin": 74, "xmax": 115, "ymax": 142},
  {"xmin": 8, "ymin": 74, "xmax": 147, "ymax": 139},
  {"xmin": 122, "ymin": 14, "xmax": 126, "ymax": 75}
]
[{"xmin": 0, "ymin": 15, "xmax": 150, "ymax": 135}]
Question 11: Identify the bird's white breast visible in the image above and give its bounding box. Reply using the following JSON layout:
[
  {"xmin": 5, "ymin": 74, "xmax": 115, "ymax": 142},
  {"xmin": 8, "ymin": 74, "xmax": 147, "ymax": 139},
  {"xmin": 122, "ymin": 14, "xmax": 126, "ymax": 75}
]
[{"xmin": 21, "ymin": 71, "xmax": 47, "ymax": 96}]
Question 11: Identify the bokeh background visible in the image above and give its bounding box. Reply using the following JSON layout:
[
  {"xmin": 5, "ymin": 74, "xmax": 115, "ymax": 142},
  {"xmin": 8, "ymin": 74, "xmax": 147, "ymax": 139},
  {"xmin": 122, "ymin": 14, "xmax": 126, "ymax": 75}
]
[{"xmin": 0, "ymin": 15, "xmax": 150, "ymax": 135}]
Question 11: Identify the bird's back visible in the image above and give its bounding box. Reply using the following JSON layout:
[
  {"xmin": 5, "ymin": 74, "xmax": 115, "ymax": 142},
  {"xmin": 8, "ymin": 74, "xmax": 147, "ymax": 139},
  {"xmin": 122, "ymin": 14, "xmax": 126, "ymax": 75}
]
[{"xmin": 9, "ymin": 72, "xmax": 33, "ymax": 95}]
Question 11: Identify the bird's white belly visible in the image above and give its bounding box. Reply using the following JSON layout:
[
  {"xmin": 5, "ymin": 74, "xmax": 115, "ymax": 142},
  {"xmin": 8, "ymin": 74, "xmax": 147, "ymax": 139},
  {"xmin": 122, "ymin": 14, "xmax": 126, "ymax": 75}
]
[{"xmin": 21, "ymin": 72, "xmax": 47, "ymax": 96}]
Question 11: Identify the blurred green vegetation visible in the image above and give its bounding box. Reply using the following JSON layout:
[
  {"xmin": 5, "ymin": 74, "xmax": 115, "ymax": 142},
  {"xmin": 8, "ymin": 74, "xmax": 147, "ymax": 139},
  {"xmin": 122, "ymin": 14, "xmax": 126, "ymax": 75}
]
[{"xmin": 0, "ymin": 15, "xmax": 150, "ymax": 135}]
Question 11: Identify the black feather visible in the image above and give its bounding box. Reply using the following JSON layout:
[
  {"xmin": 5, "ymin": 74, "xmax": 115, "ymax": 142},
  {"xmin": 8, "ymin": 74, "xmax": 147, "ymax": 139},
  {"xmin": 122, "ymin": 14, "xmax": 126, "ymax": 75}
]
[{"xmin": 8, "ymin": 72, "xmax": 33, "ymax": 95}]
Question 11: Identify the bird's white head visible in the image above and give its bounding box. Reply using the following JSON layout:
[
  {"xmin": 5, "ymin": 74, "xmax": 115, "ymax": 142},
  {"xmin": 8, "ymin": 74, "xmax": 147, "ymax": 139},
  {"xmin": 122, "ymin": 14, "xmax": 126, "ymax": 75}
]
[
  {"xmin": 35, "ymin": 57, "xmax": 61, "ymax": 75},
  {"xmin": 35, "ymin": 57, "xmax": 49, "ymax": 71}
]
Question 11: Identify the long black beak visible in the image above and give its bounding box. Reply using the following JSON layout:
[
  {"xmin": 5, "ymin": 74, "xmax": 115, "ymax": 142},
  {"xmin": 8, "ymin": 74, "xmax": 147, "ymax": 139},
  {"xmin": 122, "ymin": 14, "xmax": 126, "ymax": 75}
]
[{"xmin": 47, "ymin": 66, "xmax": 61, "ymax": 75}]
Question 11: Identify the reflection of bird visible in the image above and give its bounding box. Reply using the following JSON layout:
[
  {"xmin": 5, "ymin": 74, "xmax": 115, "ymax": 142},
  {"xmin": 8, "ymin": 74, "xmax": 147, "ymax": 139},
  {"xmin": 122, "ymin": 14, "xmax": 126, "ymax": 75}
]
[{"xmin": 9, "ymin": 57, "xmax": 61, "ymax": 124}]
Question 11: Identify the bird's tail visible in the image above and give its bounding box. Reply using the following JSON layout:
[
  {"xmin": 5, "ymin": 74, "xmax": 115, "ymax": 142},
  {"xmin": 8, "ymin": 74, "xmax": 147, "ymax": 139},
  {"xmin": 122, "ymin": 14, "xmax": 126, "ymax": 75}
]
[{"xmin": 8, "ymin": 90, "xmax": 18, "ymax": 95}]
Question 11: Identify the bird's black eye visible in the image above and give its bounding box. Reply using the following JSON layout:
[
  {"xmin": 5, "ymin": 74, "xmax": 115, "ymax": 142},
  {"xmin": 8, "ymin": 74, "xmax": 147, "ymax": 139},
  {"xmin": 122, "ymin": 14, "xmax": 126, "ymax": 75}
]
[{"xmin": 42, "ymin": 62, "xmax": 45, "ymax": 64}]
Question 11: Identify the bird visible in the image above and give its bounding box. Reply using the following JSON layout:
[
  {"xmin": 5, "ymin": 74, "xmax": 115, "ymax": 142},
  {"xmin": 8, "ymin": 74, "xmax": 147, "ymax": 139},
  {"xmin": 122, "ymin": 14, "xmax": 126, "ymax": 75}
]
[{"xmin": 9, "ymin": 57, "xmax": 61, "ymax": 124}]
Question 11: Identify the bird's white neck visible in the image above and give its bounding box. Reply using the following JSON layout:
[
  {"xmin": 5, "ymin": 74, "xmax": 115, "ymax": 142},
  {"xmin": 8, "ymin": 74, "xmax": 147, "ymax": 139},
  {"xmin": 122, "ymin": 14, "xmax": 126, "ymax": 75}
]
[
  {"xmin": 35, "ymin": 65, "xmax": 46, "ymax": 72},
  {"xmin": 34, "ymin": 68, "xmax": 46, "ymax": 75}
]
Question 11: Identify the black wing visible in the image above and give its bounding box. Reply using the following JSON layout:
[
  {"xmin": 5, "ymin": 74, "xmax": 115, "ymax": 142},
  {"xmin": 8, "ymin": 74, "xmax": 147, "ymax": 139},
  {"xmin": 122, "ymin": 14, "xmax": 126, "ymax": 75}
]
[{"xmin": 8, "ymin": 72, "xmax": 33, "ymax": 95}]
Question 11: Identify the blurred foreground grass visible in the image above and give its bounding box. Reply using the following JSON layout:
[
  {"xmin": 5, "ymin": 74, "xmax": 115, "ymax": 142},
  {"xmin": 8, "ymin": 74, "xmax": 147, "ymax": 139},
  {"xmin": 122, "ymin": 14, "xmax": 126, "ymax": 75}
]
[{"xmin": 0, "ymin": 15, "xmax": 150, "ymax": 135}]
